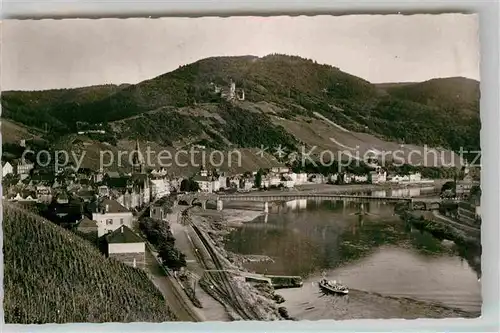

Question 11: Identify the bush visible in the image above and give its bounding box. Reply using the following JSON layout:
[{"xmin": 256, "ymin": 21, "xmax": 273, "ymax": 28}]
[{"xmin": 139, "ymin": 217, "xmax": 187, "ymax": 271}]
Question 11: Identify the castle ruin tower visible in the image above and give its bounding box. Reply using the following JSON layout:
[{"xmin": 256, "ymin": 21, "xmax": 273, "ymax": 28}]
[
  {"xmin": 238, "ymin": 89, "xmax": 245, "ymax": 101},
  {"xmin": 229, "ymin": 80, "xmax": 236, "ymax": 100}
]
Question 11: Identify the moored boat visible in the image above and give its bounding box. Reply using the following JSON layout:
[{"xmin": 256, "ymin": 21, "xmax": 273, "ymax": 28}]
[{"xmin": 319, "ymin": 279, "xmax": 349, "ymax": 295}]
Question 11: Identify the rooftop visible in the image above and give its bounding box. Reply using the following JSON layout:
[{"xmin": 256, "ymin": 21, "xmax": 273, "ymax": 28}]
[
  {"xmin": 77, "ymin": 216, "xmax": 98, "ymax": 228},
  {"xmin": 98, "ymin": 198, "xmax": 130, "ymax": 214},
  {"xmin": 193, "ymin": 175, "xmax": 211, "ymax": 182},
  {"xmin": 106, "ymin": 225, "xmax": 144, "ymax": 244}
]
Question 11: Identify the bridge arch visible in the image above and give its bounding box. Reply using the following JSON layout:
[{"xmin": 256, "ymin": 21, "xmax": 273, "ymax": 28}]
[
  {"xmin": 428, "ymin": 202, "xmax": 440, "ymax": 211},
  {"xmin": 412, "ymin": 201, "xmax": 427, "ymax": 211},
  {"xmin": 205, "ymin": 198, "xmax": 219, "ymax": 210},
  {"xmin": 175, "ymin": 193, "xmax": 218, "ymax": 210}
]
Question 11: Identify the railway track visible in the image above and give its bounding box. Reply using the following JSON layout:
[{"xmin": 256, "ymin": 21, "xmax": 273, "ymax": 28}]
[{"xmin": 189, "ymin": 216, "xmax": 261, "ymax": 320}]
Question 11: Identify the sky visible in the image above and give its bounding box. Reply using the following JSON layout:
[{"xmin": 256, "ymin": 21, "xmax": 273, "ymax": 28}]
[{"xmin": 1, "ymin": 14, "xmax": 480, "ymax": 91}]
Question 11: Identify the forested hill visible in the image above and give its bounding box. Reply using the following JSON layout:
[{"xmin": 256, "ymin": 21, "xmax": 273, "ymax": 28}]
[{"xmin": 1, "ymin": 54, "xmax": 480, "ymax": 154}]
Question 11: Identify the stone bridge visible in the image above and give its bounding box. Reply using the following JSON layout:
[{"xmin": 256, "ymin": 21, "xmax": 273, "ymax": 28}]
[{"xmin": 176, "ymin": 192, "xmax": 448, "ymax": 212}]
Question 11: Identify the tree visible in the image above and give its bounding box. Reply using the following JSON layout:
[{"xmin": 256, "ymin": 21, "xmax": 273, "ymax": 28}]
[
  {"xmin": 441, "ymin": 181, "xmax": 456, "ymax": 194},
  {"xmin": 254, "ymin": 168, "xmax": 263, "ymax": 188},
  {"xmin": 469, "ymin": 185, "xmax": 481, "ymax": 204},
  {"xmin": 180, "ymin": 178, "xmax": 200, "ymax": 192},
  {"xmin": 470, "ymin": 184, "xmax": 481, "ymax": 197},
  {"xmin": 158, "ymin": 245, "xmax": 186, "ymax": 271}
]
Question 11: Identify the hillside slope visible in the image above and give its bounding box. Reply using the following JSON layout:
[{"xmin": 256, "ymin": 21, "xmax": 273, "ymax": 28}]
[
  {"xmin": 2, "ymin": 202, "xmax": 175, "ymax": 324},
  {"xmin": 1, "ymin": 54, "xmax": 480, "ymax": 159},
  {"xmin": 1, "ymin": 84, "xmax": 128, "ymax": 133},
  {"xmin": 378, "ymin": 77, "xmax": 480, "ymax": 152},
  {"xmin": 379, "ymin": 77, "xmax": 479, "ymax": 110}
]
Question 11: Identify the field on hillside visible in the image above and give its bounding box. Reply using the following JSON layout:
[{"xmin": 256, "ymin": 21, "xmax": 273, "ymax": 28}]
[
  {"xmin": 2, "ymin": 202, "xmax": 175, "ymax": 324},
  {"xmin": 0, "ymin": 119, "xmax": 41, "ymax": 144}
]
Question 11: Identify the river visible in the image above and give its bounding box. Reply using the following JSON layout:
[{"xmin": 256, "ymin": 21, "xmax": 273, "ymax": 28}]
[{"xmin": 223, "ymin": 187, "xmax": 481, "ymax": 319}]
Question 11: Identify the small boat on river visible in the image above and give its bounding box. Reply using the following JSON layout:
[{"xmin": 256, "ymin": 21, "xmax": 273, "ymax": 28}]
[{"xmin": 319, "ymin": 279, "xmax": 349, "ymax": 295}]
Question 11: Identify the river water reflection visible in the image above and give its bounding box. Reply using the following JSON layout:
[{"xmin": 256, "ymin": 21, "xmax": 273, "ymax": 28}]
[{"xmin": 224, "ymin": 191, "xmax": 481, "ymax": 318}]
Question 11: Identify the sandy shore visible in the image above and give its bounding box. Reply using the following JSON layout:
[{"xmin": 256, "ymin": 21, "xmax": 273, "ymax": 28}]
[{"xmin": 222, "ymin": 209, "xmax": 264, "ymax": 225}]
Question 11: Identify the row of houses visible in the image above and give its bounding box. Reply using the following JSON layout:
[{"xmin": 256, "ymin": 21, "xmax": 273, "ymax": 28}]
[
  {"xmin": 57, "ymin": 194, "xmax": 145, "ymax": 269},
  {"xmin": 191, "ymin": 168, "xmax": 424, "ymax": 193}
]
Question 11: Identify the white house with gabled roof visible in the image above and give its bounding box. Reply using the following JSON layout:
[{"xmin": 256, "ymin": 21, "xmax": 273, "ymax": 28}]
[{"xmin": 92, "ymin": 198, "xmax": 134, "ymax": 237}]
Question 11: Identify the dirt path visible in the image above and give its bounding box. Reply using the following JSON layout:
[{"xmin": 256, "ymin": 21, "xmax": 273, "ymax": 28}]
[{"xmin": 145, "ymin": 249, "xmax": 203, "ymax": 322}]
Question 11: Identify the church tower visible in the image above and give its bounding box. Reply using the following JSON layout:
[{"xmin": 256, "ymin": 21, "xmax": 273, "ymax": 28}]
[{"xmin": 132, "ymin": 139, "xmax": 145, "ymax": 173}]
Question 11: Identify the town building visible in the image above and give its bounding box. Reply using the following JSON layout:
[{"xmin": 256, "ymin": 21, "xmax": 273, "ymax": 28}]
[
  {"xmin": 216, "ymin": 172, "xmax": 229, "ymax": 190},
  {"xmin": 328, "ymin": 173, "xmax": 338, "ymax": 183},
  {"xmin": 2, "ymin": 161, "xmax": 13, "ymax": 177},
  {"xmin": 308, "ymin": 174, "xmax": 325, "ymax": 184},
  {"xmin": 150, "ymin": 178, "xmax": 171, "ymax": 199},
  {"xmin": 228, "ymin": 176, "xmax": 240, "ymax": 189},
  {"xmin": 8, "ymin": 190, "xmax": 37, "ymax": 202},
  {"xmin": 55, "ymin": 191, "xmax": 70, "ymax": 205},
  {"xmin": 268, "ymin": 174, "xmax": 281, "ymax": 187},
  {"xmin": 168, "ymin": 177, "xmax": 182, "ymax": 192},
  {"xmin": 193, "ymin": 172, "xmax": 220, "ymax": 193},
  {"xmin": 47, "ymin": 195, "xmax": 84, "ymax": 225},
  {"xmin": 271, "ymin": 166, "xmax": 290, "ymax": 174},
  {"xmin": 388, "ymin": 174, "xmax": 409, "ymax": 183},
  {"xmin": 280, "ymin": 175, "xmax": 295, "ymax": 188},
  {"xmin": 150, "ymin": 202, "xmax": 168, "ymax": 220},
  {"xmin": 92, "ymin": 198, "xmax": 134, "ymax": 237},
  {"xmin": 76, "ymin": 216, "xmax": 98, "ymax": 235},
  {"xmin": 75, "ymin": 189, "xmax": 95, "ymax": 203},
  {"xmin": 15, "ymin": 159, "xmax": 34, "ymax": 179},
  {"xmin": 455, "ymin": 180, "xmax": 478, "ymax": 198},
  {"xmin": 288, "ymin": 172, "xmax": 308, "ymax": 185},
  {"xmin": 105, "ymin": 225, "xmax": 146, "ymax": 269},
  {"xmin": 368, "ymin": 170, "xmax": 387, "ymax": 184},
  {"xmin": 150, "ymin": 167, "xmax": 168, "ymax": 178},
  {"xmin": 239, "ymin": 178, "xmax": 254, "ymax": 191},
  {"xmin": 353, "ymin": 174, "xmax": 369, "ymax": 183},
  {"xmin": 36, "ymin": 185, "xmax": 52, "ymax": 203},
  {"xmin": 116, "ymin": 187, "xmax": 149, "ymax": 211},
  {"xmin": 98, "ymin": 185, "xmax": 110, "ymax": 197},
  {"xmin": 408, "ymin": 172, "xmax": 422, "ymax": 182}
]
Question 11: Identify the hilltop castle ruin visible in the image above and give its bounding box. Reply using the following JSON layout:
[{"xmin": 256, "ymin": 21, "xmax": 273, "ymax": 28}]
[{"xmin": 211, "ymin": 79, "xmax": 245, "ymax": 102}]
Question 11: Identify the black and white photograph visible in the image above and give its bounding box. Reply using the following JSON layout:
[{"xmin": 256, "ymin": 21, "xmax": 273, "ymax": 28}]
[{"xmin": 1, "ymin": 14, "xmax": 481, "ymax": 324}]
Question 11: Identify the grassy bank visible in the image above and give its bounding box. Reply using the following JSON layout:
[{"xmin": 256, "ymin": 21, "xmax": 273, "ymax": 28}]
[{"xmin": 395, "ymin": 204, "xmax": 481, "ymax": 279}]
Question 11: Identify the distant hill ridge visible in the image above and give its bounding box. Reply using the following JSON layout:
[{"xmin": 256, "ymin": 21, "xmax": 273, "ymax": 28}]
[{"xmin": 1, "ymin": 54, "xmax": 480, "ymax": 157}]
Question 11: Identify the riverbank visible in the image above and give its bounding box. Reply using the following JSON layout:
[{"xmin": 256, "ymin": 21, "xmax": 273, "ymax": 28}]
[
  {"xmin": 192, "ymin": 205, "xmax": 480, "ymax": 320},
  {"xmin": 396, "ymin": 207, "xmax": 481, "ymax": 249},
  {"xmin": 258, "ymin": 179, "xmax": 448, "ymax": 195},
  {"xmin": 222, "ymin": 209, "xmax": 265, "ymax": 226},
  {"xmin": 188, "ymin": 209, "xmax": 289, "ymax": 320},
  {"xmin": 395, "ymin": 206, "xmax": 481, "ymax": 278}
]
